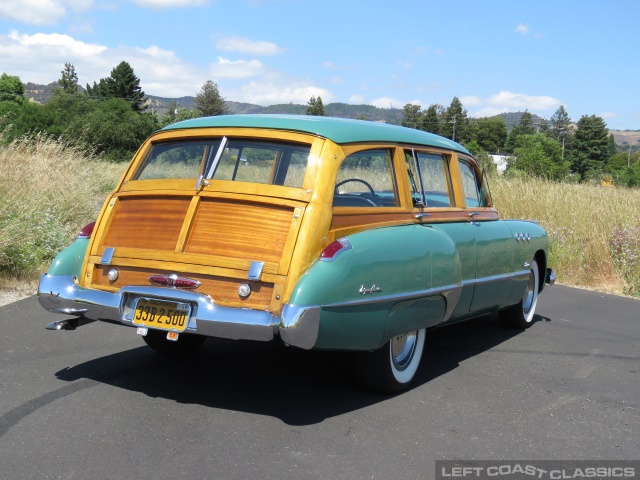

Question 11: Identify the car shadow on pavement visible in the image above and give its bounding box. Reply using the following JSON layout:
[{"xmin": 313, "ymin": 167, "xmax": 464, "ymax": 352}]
[{"xmin": 54, "ymin": 313, "xmax": 544, "ymax": 426}]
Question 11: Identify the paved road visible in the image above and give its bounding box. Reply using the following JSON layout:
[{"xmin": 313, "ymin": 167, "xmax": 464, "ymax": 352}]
[{"xmin": 0, "ymin": 285, "xmax": 638, "ymax": 479}]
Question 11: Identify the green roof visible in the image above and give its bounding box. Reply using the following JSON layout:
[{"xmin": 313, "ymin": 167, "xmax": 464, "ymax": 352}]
[{"xmin": 161, "ymin": 114, "xmax": 470, "ymax": 155}]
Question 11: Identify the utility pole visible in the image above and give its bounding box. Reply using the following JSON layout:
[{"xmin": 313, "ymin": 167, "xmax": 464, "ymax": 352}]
[{"xmin": 451, "ymin": 115, "xmax": 457, "ymax": 142}]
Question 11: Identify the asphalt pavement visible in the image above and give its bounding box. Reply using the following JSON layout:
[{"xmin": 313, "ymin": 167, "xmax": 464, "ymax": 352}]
[{"xmin": 0, "ymin": 285, "xmax": 638, "ymax": 479}]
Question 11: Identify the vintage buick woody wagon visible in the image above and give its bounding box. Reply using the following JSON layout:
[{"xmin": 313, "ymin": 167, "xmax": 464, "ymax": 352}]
[{"xmin": 38, "ymin": 114, "xmax": 555, "ymax": 392}]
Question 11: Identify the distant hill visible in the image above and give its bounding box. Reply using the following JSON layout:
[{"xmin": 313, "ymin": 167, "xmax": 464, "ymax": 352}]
[{"xmin": 496, "ymin": 111, "xmax": 548, "ymax": 131}]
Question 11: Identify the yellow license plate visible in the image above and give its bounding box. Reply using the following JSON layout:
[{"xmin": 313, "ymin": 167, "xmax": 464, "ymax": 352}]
[{"xmin": 132, "ymin": 298, "xmax": 190, "ymax": 332}]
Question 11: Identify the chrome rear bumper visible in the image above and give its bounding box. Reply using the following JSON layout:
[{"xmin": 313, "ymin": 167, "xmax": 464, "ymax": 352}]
[{"xmin": 38, "ymin": 274, "xmax": 319, "ymax": 350}]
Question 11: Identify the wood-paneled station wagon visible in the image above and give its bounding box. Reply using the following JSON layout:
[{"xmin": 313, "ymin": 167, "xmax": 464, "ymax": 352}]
[{"xmin": 38, "ymin": 115, "xmax": 555, "ymax": 392}]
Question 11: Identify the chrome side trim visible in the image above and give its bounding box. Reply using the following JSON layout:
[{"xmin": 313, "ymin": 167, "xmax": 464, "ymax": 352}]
[
  {"xmin": 322, "ymin": 283, "xmax": 463, "ymax": 309},
  {"xmin": 474, "ymin": 270, "xmax": 529, "ymax": 285}
]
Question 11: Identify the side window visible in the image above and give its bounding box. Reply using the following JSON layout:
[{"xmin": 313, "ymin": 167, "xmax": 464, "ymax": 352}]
[
  {"xmin": 333, "ymin": 149, "xmax": 398, "ymax": 207},
  {"xmin": 459, "ymin": 160, "xmax": 485, "ymax": 207},
  {"xmin": 404, "ymin": 150, "xmax": 453, "ymax": 207}
]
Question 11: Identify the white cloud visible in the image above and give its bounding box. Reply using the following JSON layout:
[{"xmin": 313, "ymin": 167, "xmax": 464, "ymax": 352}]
[
  {"xmin": 227, "ymin": 81, "xmax": 332, "ymax": 105},
  {"xmin": 348, "ymin": 95, "xmax": 365, "ymax": 104},
  {"xmin": 130, "ymin": 0, "xmax": 208, "ymax": 9},
  {"xmin": 397, "ymin": 61, "xmax": 413, "ymax": 69},
  {"xmin": 466, "ymin": 91, "xmax": 561, "ymax": 118},
  {"xmin": 600, "ymin": 111, "xmax": 618, "ymax": 119},
  {"xmin": 0, "ymin": 30, "xmax": 205, "ymax": 97},
  {"xmin": 515, "ymin": 23, "xmax": 530, "ymax": 35},
  {"xmin": 0, "ymin": 0, "xmax": 92, "ymax": 25},
  {"xmin": 370, "ymin": 96, "xmax": 403, "ymax": 109},
  {"xmin": 216, "ymin": 36, "xmax": 283, "ymax": 56},
  {"xmin": 209, "ymin": 57, "xmax": 265, "ymax": 79}
]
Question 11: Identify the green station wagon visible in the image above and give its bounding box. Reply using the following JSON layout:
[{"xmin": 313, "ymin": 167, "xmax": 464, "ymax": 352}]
[{"xmin": 38, "ymin": 114, "xmax": 555, "ymax": 392}]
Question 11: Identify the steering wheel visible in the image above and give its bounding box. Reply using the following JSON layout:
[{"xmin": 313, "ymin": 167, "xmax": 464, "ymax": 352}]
[{"xmin": 335, "ymin": 178, "xmax": 376, "ymax": 197}]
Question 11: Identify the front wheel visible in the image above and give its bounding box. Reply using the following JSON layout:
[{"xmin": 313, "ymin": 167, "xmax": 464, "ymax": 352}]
[
  {"xmin": 355, "ymin": 328, "xmax": 426, "ymax": 393},
  {"xmin": 142, "ymin": 329, "xmax": 207, "ymax": 355},
  {"xmin": 500, "ymin": 259, "xmax": 540, "ymax": 329}
]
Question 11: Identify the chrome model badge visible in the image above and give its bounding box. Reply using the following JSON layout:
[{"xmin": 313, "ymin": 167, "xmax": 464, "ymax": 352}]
[
  {"xmin": 148, "ymin": 274, "xmax": 200, "ymax": 289},
  {"xmin": 359, "ymin": 284, "xmax": 382, "ymax": 295}
]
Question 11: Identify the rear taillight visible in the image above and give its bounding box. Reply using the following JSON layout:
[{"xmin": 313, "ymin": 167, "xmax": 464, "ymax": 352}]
[
  {"xmin": 78, "ymin": 222, "xmax": 96, "ymax": 239},
  {"xmin": 319, "ymin": 238, "xmax": 352, "ymax": 262}
]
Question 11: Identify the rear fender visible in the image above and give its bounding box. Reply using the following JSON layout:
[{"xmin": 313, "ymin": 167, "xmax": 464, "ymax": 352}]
[
  {"xmin": 288, "ymin": 225, "xmax": 462, "ymax": 350},
  {"xmin": 46, "ymin": 238, "xmax": 89, "ymax": 277}
]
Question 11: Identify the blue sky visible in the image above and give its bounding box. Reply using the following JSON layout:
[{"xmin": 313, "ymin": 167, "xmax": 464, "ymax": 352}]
[{"xmin": 0, "ymin": 0, "xmax": 638, "ymax": 129}]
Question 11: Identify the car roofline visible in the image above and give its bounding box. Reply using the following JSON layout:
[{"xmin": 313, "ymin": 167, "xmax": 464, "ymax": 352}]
[{"xmin": 161, "ymin": 114, "xmax": 471, "ymax": 156}]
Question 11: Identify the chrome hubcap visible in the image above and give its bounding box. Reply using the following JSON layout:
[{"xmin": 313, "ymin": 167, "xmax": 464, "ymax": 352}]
[{"xmin": 391, "ymin": 331, "xmax": 417, "ymax": 371}]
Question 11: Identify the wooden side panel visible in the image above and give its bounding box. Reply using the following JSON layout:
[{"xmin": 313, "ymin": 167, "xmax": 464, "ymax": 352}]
[
  {"xmin": 186, "ymin": 199, "xmax": 293, "ymax": 264},
  {"xmin": 102, "ymin": 196, "xmax": 191, "ymax": 251}
]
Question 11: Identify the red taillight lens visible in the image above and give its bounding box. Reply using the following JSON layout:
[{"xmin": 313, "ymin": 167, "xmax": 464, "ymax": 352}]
[
  {"xmin": 78, "ymin": 222, "xmax": 96, "ymax": 239},
  {"xmin": 319, "ymin": 238, "xmax": 352, "ymax": 261}
]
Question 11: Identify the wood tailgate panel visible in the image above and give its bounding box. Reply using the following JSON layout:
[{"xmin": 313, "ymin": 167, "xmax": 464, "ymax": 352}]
[
  {"xmin": 186, "ymin": 199, "xmax": 293, "ymax": 264},
  {"xmin": 103, "ymin": 197, "xmax": 191, "ymax": 251}
]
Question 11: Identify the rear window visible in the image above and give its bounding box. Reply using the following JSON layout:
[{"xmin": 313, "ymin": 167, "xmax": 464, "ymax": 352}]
[{"xmin": 135, "ymin": 138, "xmax": 310, "ymax": 188}]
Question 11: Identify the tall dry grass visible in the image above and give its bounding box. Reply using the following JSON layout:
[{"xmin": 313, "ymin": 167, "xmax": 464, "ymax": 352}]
[
  {"xmin": 0, "ymin": 134, "xmax": 125, "ymax": 278},
  {"xmin": 491, "ymin": 176, "xmax": 640, "ymax": 296}
]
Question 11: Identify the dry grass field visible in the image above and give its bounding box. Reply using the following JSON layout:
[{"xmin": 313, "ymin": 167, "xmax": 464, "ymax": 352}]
[
  {"xmin": 611, "ymin": 130, "xmax": 640, "ymax": 147},
  {"xmin": 2, "ymin": 136, "xmax": 639, "ymax": 298}
]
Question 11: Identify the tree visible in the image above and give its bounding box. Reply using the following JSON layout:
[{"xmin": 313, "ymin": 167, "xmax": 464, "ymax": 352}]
[
  {"xmin": 193, "ymin": 80, "xmax": 227, "ymax": 117},
  {"xmin": 58, "ymin": 63, "xmax": 78, "ymax": 94},
  {"xmin": 549, "ymin": 105, "xmax": 571, "ymax": 141},
  {"xmin": 571, "ymin": 115, "xmax": 611, "ymax": 180},
  {"xmin": 401, "ymin": 103, "xmax": 423, "ymax": 129},
  {"xmin": 422, "ymin": 104, "xmax": 441, "ymax": 135},
  {"xmin": 306, "ymin": 96, "xmax": 325, "ymax": 116},
  {"xmin": 505, "ymin": 110, "xmax": 536, "ymax": 153},
  {"xmin": 440, "ymin": 97, "xmax": 469, "ymax": 143},
  {"xmin": 509, "ymin": 133, "xmax": 569, "ymax": 180},
  {"xmin": 86, "ymin": 61, "xmax": 146, "ymax": 112},
  {"xmin": 474, "ymin": 116, "xmax": 507, "ymax": 153},
  {"xmin": 0, "ymin": 73, "xmax": 25, "ymax": 104}
]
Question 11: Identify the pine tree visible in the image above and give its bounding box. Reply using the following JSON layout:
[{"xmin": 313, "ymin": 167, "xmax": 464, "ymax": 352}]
[
  {"xmin": 58, "ymin": 63, "xmax": 78, "ymax": 94},
  {"xmin": 306, "ymin": 96, "xmax": 325, "ymax": 116},
  {"xmin": 550, "ymin": 106, "xmax": 571, "ymax": 141},
  {"xmin": 422, "ymin": 105, "xmax": 441, "ymax": 135},
  {"xmin": 571, "ymin": 115, "xmax": 611, "ymax": 180},
  {"xmin": 193, "ymin": 80, "xmax": 227, "ymax": 117},
  {"xmin": 440, "ymin": 97, "xmax": 468, "ymax": 142},
  {"xmin": 86, "ymin": 61, "xmax": 146, "ymax": 112}
]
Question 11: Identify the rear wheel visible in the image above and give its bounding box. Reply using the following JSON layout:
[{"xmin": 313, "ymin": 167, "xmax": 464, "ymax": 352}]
[
  {"xmin": 355, "ymin": 328, "xmax": 426, "ymax": 393},
  {"xmin": 500, "ymin": 259, "xmax": 540, "ymax": 329},
  {"xmin": 141, "ymin": 329, "xmax": 207, "ymax": 355}
]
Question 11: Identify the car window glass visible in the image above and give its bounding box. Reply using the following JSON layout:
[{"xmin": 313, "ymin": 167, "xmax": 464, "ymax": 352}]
[
  {"xmin": 415, "ymin": 152, "xmax": 453, "ymax": 207},
  {"xmin": 333, "ymin": 149, "xmax": 398, "ymax": 207},
  {"xmin": 459, "ymin": 160, "xmax": 484, "ymax": 207},
  {"xmin": 135, "ymin": 139, "xmax": 310, "ymax": 187},
  {"xmin": 136, "ymin": 140, "xmax": 215, "ymax": 180}
]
